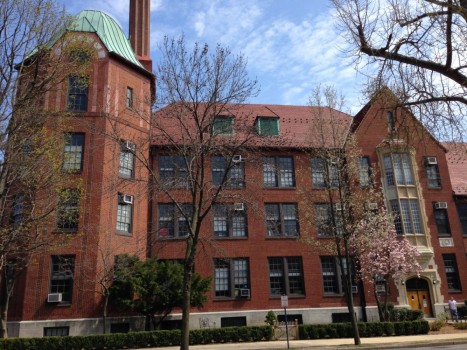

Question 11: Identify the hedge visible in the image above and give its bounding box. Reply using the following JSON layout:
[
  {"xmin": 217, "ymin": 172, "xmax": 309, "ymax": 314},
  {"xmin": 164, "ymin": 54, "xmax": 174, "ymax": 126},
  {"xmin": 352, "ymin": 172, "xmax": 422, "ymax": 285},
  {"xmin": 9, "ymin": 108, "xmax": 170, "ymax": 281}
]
[
  {"xmin": 299, "ymin": 320, "xmax": 429, "ymax": 340},
  {"xmin": 0, "ymin": 326, "xmax": 273, "ymax": 350}
]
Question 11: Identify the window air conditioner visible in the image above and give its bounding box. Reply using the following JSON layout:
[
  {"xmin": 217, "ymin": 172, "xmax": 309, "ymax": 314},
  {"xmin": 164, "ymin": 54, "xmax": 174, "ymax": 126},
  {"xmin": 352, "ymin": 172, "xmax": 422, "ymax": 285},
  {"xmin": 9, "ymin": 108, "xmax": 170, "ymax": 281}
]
[
  {"xmin": 232, "ymin": 155, "xmax": 243, "ymax": 163},
  {"xmin": 434, "ymin": 202, "xmax": 448, "ymax": 209},
  {"xmin": 48, "ymin": 293, "xmax": 63, "ymax": 303},
  {"xmin": 335, "ymin": 203, "xmax": 345, "ymax": 211},
  {"xmin": 426, "ymin": 157, "xmax": 437, "ymax": 165},
  {"xmin": 118, "ymin": 194, "xmax": 134, "ymax": 205},
  {"xmin": 366, "ymin": 202, "xmax": 378, "ymax": 211},
  {"xmin": 239, "ymin": 288, "xmax": 250, "ymax": 298},
  {"xmin": 351, "ymin": 286, "xmax": 358, "ymax": 294},
  {"xmin": 124, "ymin": 141, "xmax": 136, "ymax": 152},
  {"xmin": 234, "ymin": 203, "xmax": 244, "ymax": 211}
]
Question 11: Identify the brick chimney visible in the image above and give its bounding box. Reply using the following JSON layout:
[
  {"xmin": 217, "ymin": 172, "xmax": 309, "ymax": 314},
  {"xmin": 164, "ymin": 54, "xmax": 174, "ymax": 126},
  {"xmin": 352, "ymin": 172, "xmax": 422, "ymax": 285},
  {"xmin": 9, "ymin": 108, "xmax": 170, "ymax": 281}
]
[{"xmin": 129, "ymin": 0, "xmax": 152, "ymax": 71}]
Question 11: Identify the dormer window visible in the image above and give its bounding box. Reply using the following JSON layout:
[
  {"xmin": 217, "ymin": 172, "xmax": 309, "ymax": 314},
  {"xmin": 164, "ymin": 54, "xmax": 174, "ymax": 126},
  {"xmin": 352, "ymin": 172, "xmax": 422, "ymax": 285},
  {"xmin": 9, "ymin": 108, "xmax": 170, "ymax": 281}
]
[
  {"xmin": 213, "ymin": 116, "xmax": 234, "ymax": 135},
  {"xmin": 256, "ymin": 117, "xmax": 280, "ymax": 136}
]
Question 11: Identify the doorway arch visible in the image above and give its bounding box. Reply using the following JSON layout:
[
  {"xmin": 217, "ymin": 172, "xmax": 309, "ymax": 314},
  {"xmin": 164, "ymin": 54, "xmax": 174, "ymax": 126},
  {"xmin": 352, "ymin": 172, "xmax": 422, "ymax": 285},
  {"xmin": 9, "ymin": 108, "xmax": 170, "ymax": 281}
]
[{"xmin": 406, "ymin": 278, "xmax": 432, "ymax": 317}]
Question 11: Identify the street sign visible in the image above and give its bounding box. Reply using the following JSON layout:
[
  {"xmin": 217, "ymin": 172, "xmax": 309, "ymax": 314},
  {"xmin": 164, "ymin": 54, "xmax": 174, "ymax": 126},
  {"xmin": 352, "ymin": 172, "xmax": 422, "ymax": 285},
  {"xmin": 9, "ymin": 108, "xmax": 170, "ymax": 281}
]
[{"xmin": 281, "ymin": 295, "xmax": 288, "ymax": 308}]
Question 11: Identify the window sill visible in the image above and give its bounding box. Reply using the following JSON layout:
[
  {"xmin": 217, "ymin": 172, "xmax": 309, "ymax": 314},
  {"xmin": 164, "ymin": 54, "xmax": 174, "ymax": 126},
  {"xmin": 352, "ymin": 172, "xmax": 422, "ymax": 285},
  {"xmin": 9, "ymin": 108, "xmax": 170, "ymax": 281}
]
[
  {"xmin": 214, "ymin": 236, "xmax": 248, "ymax": 240},
  {"xmin": 264, "ymin": 186, "xmax": 296, "ymax": 190},
  {"xmin": 116, "ymin": 231, "xmax": 132, "ymax": 236},
  {"xmin": 427, "ymin": 186, "xmax": 442, "ymax": 190},
  {"xmin": 118, "ymin": 174, "xmax": 134, "ymax": 180},
  {"xmin": 447, "ymin": 290, "xmax": 463, "ymax": 294},
  {"xmin": 53, "ymin": 229, "xmax": 78, "ymax": 234},
  {"xmin": 270, "ymin": 295, "xmax": 305, "ymax": 299},
  {"xmin": 266, "ymin": 235, "xmax": 299, "ymax": 239},
  {"xmin": 214, "ymin": 297, "xmax": 250, "ymax": 301}
]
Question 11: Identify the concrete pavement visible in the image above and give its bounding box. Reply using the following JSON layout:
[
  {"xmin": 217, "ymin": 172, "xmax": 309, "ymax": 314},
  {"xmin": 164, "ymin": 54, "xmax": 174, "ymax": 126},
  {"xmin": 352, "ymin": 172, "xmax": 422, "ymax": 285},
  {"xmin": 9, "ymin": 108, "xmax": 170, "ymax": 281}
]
[{"xmin": 142, "ymin": 332, "xmax": 467, "ymax": 350}]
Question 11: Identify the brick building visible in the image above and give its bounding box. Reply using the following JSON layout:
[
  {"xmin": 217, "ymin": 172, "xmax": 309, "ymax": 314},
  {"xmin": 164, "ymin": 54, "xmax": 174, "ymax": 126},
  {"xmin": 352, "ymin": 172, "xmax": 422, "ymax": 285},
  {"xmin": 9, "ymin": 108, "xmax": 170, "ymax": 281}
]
[{"xmin": 6, "ymin": 0, "xmax": 467, "ymax": 337}]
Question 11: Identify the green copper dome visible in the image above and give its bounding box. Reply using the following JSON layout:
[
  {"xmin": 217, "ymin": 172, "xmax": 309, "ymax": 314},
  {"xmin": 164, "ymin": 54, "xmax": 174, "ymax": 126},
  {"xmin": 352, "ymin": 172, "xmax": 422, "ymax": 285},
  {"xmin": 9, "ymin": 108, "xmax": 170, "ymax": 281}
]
[{"xmin": 69, "ymin": 10, "xmax": 143, "ymax": 69}]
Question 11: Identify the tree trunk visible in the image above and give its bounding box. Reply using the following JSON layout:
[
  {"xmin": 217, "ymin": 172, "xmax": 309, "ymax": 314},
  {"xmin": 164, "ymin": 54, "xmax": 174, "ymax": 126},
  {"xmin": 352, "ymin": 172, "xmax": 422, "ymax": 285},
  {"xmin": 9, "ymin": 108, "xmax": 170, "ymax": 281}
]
[
  {"xmin": 180, "ymin": 261, "xmax": 193, "ymax": 350},
  {"xmin": 102, "ymin": 292, "xmax": 109, "ymax": 334},
  {"xmin": 0, "ymin": 280, "xmax": 10, "ymax": 339}
]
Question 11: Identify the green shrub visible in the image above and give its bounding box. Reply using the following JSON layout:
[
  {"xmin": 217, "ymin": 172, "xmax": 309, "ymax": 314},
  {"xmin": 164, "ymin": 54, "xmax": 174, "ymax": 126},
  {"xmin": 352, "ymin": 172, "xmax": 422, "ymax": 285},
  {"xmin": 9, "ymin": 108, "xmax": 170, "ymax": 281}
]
[
  {"xmin": 383, "ymin": 322, "xmax": 394, "ymax": 336},
  {"xmin": 265, "ymin": 310, "xmax": 277, "ymax": 327},
  {"xmin": 454, "ymin": 322, "xmax": 467, "ymax": 330}
]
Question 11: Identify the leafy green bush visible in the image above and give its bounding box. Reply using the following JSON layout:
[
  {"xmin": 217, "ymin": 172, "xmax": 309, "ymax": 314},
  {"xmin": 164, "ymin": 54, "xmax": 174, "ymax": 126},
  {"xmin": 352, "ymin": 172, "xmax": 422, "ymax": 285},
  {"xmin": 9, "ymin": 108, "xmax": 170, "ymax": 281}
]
[
  {"xmin": 265, "ymin": 310, "xmax": 277, "ymax": 327},
  {"xmin": 454, "ymin": 322, "xmax": 467, "ymax": 330},
  {"xmin": 298, "ymin": 320, "xmax": 428, "ymax": 340},
  {"xmin": 0, "ymin": 326, "xmax": 272, "ymax": 350}
]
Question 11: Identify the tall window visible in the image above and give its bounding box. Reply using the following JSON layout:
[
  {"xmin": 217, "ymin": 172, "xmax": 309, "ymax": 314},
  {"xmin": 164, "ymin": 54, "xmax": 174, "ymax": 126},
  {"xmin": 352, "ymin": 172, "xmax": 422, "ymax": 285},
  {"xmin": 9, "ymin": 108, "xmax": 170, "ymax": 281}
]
[
  {"xmin": 387, "ymin": 111, "xmax": 396, "ymax": 132},
  {"xmin": 320, "ymin": 256, "xmax": 357, "ymax": 295},
  {"xmin": 126, "ymin": 87, "xmax": 133, "ymax": 108},
  {"xmin": 265, "ymin": 203, "xmax": 298, "ymax": 237},
  {"xmin": 63, "ymin": 133, "xmax": 84, "ymax": 172},
  {"xmin": 212, "ymin": 156, "xmax": 244, "ymax": 188},
  {"xmin": 213, "ymin": 204, "xmax": 247, "ymax": 237},
  {"xmin": 256, "ymin": 117, "xmax": 280, "ymax": 136},
  {"xmin": 315, "ymin": 203, "xmax": 343, "ymax": 237},
  {"xmin": 119, "ymin": 141, "xmax": 135, "ymax": 178},
  {"xmin": 390, "ymin": 199, "xmax": 423, "ymax": 235},
  {"xmin": 263, "ymin": 156, "xmax": 295, "ymax": 188},
  {"xmin": 214, "ymin": 258, "xmax": 250, "ymax": 298},
  {"xmin": 442, "ymin": 254, "xmax": 462, "ymax": 291},
  {"xmin": 159, "ymin": 155, "xmax": 189, "ymax": 187},
  {"xmin": 434, "ymin": 205, "xmax": 451, "ymax": 236},
  {"xmin": 56, "ymin": 189, "xmax": 80, "ymax": 231},
  {"xmin": 359, "ymin": 156, "xmax": 371, "ymax": 187},
  {"xmin": 425, "ymin": 157, "xmax": 441, "ymax": 188},
  {"xmin": 158, "ymin": 203, "xmax": 193, "ymax": 238},
  {"xmin": 310, "ymin": 158, "xmax": 339, "ymax": 188},
  {"xmin": 116, "ymin": 194, "xmax": 133, "ymax": 234},
  {"xmin": 383, "ymin": 153, "xmax": 414, "ymax": 186},
  {"xmin": 50, "ymin": 255, "xmax": 75, "ymax": 304},
  {"xmin": 11, "ymin": 194, "xmax": 24, "ymax": 229},
  {"xmin": 67, "ymin": 76, "xmax": 88, "ymax": 112},
  {"xmin": 456, "ymin": 203, "xmax": 467, "ymax": 236},
  {"xmin": 268, "ymin": 257, "xmax": 304, "ymax": 296},
  {"xmin": 212, "ymin": 116, "xmax": 234, "ymax": 135}
]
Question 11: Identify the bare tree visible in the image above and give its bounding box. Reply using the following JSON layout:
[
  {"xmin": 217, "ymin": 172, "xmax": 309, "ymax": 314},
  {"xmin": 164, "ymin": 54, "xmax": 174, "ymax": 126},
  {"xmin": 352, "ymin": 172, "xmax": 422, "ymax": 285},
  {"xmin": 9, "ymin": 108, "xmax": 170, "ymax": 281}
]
[
  {"xmin": 151, "ymin": 36, "xmax": 259, "ymax": 350},
  {"xmin": 0, "ymin": 0, "xmax": 92, "ymax": 337},
  {"xmin": 331, "ymin": 0, "xmax": 467, "ymax": 140}
]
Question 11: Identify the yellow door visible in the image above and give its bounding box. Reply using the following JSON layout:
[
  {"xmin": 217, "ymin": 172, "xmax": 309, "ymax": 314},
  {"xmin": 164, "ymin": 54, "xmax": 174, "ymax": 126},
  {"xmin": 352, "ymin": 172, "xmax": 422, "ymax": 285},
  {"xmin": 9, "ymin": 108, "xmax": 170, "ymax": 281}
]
[{"xmin": 407, "ymin": 290, "xmax": 432, "ymax": 316}]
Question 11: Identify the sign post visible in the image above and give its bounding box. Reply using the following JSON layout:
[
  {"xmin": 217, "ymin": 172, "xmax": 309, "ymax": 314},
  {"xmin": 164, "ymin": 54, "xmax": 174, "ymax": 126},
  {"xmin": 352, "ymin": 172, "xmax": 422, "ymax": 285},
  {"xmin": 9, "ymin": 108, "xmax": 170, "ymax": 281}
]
[{"xmin": 281, "ymin": 295, "xmax": 289, "ymax": 349}]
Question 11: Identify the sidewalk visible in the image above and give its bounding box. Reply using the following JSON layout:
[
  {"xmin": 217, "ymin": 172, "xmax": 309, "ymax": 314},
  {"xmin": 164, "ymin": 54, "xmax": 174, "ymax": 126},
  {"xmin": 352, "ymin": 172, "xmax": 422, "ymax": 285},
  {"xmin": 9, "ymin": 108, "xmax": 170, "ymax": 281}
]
[{"xmin": 142, "ymin": 332, "xmax": 467, "ymax": 350}]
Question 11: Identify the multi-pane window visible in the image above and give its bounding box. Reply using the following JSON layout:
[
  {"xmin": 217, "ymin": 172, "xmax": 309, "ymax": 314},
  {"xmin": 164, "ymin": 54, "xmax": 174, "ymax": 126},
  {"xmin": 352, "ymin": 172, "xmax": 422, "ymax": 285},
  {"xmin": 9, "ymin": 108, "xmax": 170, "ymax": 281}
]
[
  {"xmin": 116, "ymin": 194, "xmax": 133, "ymax": 234},
  {"xmin": 265, "ymin": 203, "xmax": 298, "ymax": 237},
  {"xmin": 159, "ymin": 155, "xmax": 190, "ymax": 187},
  {"xmin": 442, "ymin": 254, "xmax": 462, "ymax": 291},
  {"xmin": 263, "ymin": 156, "xmax": 295, "ymax": 188},
  {"xmin": 456, "ymin": 203, "xmax": 467, "ymax": 236},
  {"xmin": 158, "ymin": 203, "xmax": 193, "ymax": 238},
  {"xmin": 256, "ymin": 117, "xmax": 280, "ymax": 136},
  {"xmin": 56, "ymin": 189, "xmax": 80, "ymax": 231},
  {"xmin": 50, "ymin": 255, "xmax": 75, "ymax": 304},
  {"xmin": 434, "ymin": 206, "xmax": 451, "ymax": 236},
  {"xmin": 389, "ymin": 199, "xmax": 423, "ymax": 235},
  {"xmin": 126, "ymin": 87, "xmax": 133, "ymax": 109},
  {"xmin": 212, "ymin": 156, "xmax": 244, "ymax": 188},
  {"xmin": 11, "ymin": 194, "xmax": 24, "ymax": 229},
  {"xmin": 63, "ymin": 133, "xmax": 84, "ymax": 172},
  {"xmin": 44, "ymin": 327, "xmax": 70, "ymax": 337},
  {"xmin": 212, "ymin": 116, "xmax": 234, "ymax": 135},
  {"xmin": 67, "ymin": 76, "xmax": 88, "ymax": 112},
  {"xmin": 315, "ymin": 203, "xmax": 343, "ymax": 237},
  {"xmin": 310, "ymin": 158, "xmax": 339, "ymax": 188},
  {"xmin": 119, "ymin": 141, "xmax": 135, "ymax": 178},
  {"xmin": 214, "ymin": 258, "xmax": 250, "ymax": 298},
  {"xmin": 268, "ymin": 257, "xmax": 304, "ymax": 296},
  {"xmin": 383, "ymin": 153, "xmax": 414, "ymax": 186},
  {"xmin": 320, "ymin": 256, "xmax": 356, "ymax": 295},
  {"xmin": 425, "ymin": 157, "xmax": 441, "ymax": 188},
  {"xmin": 359, "ymin": 156, "xmax": 371, "ymax": 187},
  {"xmin": 213, "ymin": 204, "xmax": 247, "ymax": 237}
]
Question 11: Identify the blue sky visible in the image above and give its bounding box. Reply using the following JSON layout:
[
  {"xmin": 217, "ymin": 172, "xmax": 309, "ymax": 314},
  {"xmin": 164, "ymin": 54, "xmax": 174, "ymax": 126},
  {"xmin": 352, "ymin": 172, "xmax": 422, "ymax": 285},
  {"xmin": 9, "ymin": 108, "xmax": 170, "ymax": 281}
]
[{"xmin": 58, "ymin": 0, "xmax": 364, "ymax": 112}]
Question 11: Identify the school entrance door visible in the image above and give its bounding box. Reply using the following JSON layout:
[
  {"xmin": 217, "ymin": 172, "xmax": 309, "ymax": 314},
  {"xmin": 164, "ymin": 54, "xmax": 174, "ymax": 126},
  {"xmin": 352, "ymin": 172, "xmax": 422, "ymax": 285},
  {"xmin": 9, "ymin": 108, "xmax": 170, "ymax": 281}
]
[{"xmin": 406, "ymin": 278, "xmax": 432, "ymax": 317}]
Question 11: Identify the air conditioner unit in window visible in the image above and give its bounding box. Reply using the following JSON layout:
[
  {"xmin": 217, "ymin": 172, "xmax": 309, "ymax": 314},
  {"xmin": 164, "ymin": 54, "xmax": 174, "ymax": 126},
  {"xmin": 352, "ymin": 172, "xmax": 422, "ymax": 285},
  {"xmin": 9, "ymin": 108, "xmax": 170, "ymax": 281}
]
[
  {"xmin": 351, "ymin": 286, "xmax": 358, "ymax": 294},
  {"xmin": 234, "ymin": 202, "xmax": 244, "ymax": 211},
  {"xmin": 118, "ymin": 194, "xmax": 134, "ymax": 205},
  {"xmin": 366, "ymin": 202, "xmax": 378, "ymax": 211},
  {"xmin": 376, "ymin": 284, "xmax": 386, "ymax": 293},
  {"xmin": 47, "ymin": 293, "xmax": 62, "ymax": 303},
  {"xmin": 232, "ymin": 155, "xmax": 243, "ymax": 163},
  {"xmin": 124, "ymin": 141, "xmax": 136, "ymax": 152},
  {"xmin": 434, "ymin": 202, "xmax": 448, "ymax": 209},
  {"xmin": 239, "ymin": 288, "xmax": 250, "ymax": 298},
  {"xmin": 335, "ymin": 203, "xmax": 345, "ymax": 211},
  {"xmin": 426, "ymin": 157, "xmax": 437, "ymax": 165}
]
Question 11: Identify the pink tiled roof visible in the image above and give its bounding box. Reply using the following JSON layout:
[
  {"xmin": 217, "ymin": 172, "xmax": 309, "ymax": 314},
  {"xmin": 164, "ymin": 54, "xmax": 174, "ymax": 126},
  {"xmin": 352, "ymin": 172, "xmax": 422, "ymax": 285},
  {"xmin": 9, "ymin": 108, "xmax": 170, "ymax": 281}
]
[
  {"xmin": 443, "ymin": 142, "xmax": 467, "ymax": 195},
  {"xmin": 152, "ymin": 103, "xmax": 352, "ymax": 149}
]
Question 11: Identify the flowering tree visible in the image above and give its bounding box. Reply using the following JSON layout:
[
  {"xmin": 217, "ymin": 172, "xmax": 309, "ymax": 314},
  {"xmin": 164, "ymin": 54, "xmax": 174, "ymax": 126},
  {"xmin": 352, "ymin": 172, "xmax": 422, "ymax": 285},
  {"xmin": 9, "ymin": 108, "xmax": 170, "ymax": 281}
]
[{"xmin": 351, "ymin": 211, "xmax": 422, "ymax": 321}]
